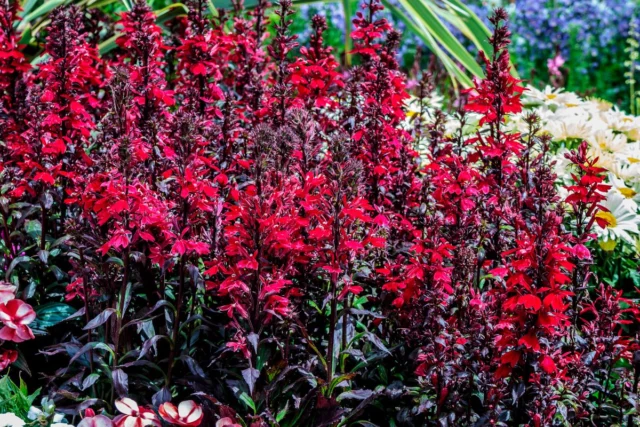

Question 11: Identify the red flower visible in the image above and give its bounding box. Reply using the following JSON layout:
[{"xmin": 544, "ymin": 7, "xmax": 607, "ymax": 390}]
[
  {"xmin": 0, "ymin": 349, "xmax": 17, "ymax": 371},
  {"xmin": 540, "ymin": 355, "xmax": 557, "ymax": 374},
  {"xmin": 0, "ymin": 299, "xmax": 36, "ymax": 343},
  {"xmin": 159, "ymin": 400, "xmax": 203, "ymax": 427}
]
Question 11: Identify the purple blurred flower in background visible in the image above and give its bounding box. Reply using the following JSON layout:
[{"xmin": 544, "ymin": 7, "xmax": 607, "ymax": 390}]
[{"xmin": 512, "ymin": 0, "xmax": 638, "ymax": 60}]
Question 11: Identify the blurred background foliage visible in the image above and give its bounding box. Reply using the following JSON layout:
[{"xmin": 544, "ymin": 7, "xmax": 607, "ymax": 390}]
[
  {"xmin": 16, "ymin": 0, "xmax": 494, "ymax": 90},
  {"xmin": 15, "ymin": 0, "xmax": 640, "ymax": 109}
]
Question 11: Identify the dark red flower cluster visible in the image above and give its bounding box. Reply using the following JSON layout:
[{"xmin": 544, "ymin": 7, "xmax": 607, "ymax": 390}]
[
  {"xmin": 0, "ymin": 1, "xmax": 637, "ymax": 426},
  {"xmin": 404, "ymin": 9, "xmax": 639, "ymax": 426}
]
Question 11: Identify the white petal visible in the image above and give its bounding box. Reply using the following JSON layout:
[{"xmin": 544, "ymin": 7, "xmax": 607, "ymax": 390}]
[{"xmin": 115, "ymin": 398, "xmax": 139, "ymax": 416}]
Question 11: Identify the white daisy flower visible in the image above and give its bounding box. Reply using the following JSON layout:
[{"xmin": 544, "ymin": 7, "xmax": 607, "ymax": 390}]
[
  {"xmin": 609, "ymin": 173, "xmax": 640, "ymax": 205},
  {"xmin": 609, "ymin": 160, "xmax": 640, "ymax": 184},
  {"xmin": 587, "ymin": 129, "xmax": 629, "ymax": 155},
  {"xmin": 542, "ymin": 111, "xmax": 593, "ymax": 141},
  {"xmin": 0, "ymin": 413, "xmax": 25, "ymax": 427},
  {"xmin": 523, "ymin": 86, "xmax": 582, "ymax": 109},
  {"xmin": 552, "ymin": 148, "xmax": 573, "ymax": 181},
  {"xmin": 624, "ymin": 142, "xmax": 640, "ymax": 167},
  {"xmin": 583, "ymin": 98, "xmax": 613, "ymax": 113},
  {"xmin": 599, "ymin": 109, "xmax": 640, "ymax": 139},
  {"xmin": 587, "ymin": 146, "xmax": 618, "ymax": 172},
  {"xmin": 595, "ymin": 191, "xmax": 640, "ymax": 245}
]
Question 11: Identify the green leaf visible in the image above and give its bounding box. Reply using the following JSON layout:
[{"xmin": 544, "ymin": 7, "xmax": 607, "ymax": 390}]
[
  {"xmin": 214, "ymin": 0, "xmax": 332, "ymax": 8},
  {"xmin": 118, "ymin": 0, "xmax": 132, "ymax": 11},
  {"xmin": 276, "ymin": 403, "xmax": 289, "ymax": 422},
  {"xmin": 20, "ymin": 0, "xmax": 67, "ymax": 29},
  {"xmin": 33, "ymin": 302, "xmax": 78, "ymax": 329},
  {"xmin": 0, "ymin": 374, "xmax": 40, "ymax": 419},
  {"xmin": 99, "ymin": 34, "xmax": 119, "ymax": 56},
  {"xmin": 156, "ymin": 3, "xmax": 188, "ymax": 25},
  {"xmin": 239, "ymin": 392, "xmax": 256, "ymax": 414},
  {"xmin": 342, "ymin": 0, "xmax": 355, "ymax": 66},
  {"xmin": 381, "ymin": 0, "xmax": 472, "ymax": 89},
  {"xmin": 5, "ymin": 256, "xmax": 31, "ymax": 281},
  {"xmin": 395, "ymin": 0, "xmax": 483, "ymax": 77},
  {"xmin": 442, "ymin": 0, "xmax": 491, "ymax": 55},
  {"xmin": 51, "ymin": 234, "xmax": 72, "ymax": 248},
  {"xmin": 19, "ymin": 0, "xmax": 40, "ymax": 18},
  {"xmin": 87, "ymin": 0, "xmax": 119, "ymax": 8}
]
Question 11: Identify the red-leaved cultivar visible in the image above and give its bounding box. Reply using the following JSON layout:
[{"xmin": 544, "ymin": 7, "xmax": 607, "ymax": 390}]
[{"xmin": 0, "ymin": 1, "xmax": 638, "ymax": 426}]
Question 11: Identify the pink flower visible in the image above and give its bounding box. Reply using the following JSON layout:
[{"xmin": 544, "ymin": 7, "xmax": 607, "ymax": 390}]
[
  {"xmin": 547, "ymin": 53, "xmax": 565, "ymax": 77},
  {"xmin": 113, "ymin": 398, "xmax": 161, "ymax": 427},
  {"xmin": 0, "ymin": 282, "xmax": 16, "ymax": 304},
  {"xmin": 0, "ymin": 299, "xmax": 36, "ymax": 342},
  {"xmin": 158, "ymin": 400, "xmax": 203, "ymax": 427},
  {"xmin": 77, "ymin": 409, "xmax": 114, "ymax": 427},
  {"xmin": 0, "ymin": 349, "xmax": 17, "ymax": 371},
  {"xmin": 216, "ymin": 418, "xmax": 241, "ymax": 427}
]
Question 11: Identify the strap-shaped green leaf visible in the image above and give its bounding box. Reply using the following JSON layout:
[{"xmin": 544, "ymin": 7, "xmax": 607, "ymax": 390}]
[
  {"xmin": 19, "ymin": 0, "xmax": 67, "ymax": 29},
  {"xmin": 156, "ymin": 3, "xmax": 188, "ymax": 25},
  {"xmin": 383, "ymin": 0, "xmax": 473, "ymax": 89},
  {"xmin": 98, "ymin": 33, "xmax": 119, "ymax": 55},
  {"xmin": 443, "ymin": 0, "xmax": 492, "ymax": 56},
  {"xmin": 396, "ymin": 0, "xmax": 483, "ymax": 78}
]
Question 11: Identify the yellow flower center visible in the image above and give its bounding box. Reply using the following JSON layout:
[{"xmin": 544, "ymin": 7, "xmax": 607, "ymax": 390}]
[
  {"xmin": 565, "ymin": 103, "xmax": 579, "ymax": 107},
  {"xmin": 546, "ymin": 94, "xmax": 557, "ymax": 100},
  {"xmin": 599, "ymin": 239, "xmax": 617, "ymax": 251},
  {"xmin": 596, "ymin": 211, "xmax": 617, "ymax": 228},
  {"xmin": 619, "ymin": 187, "xmax": 637, "ymax": 198},
  {"xmin": 629, "ymin": 157, "xmax": 640, "ymax": 164}
]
